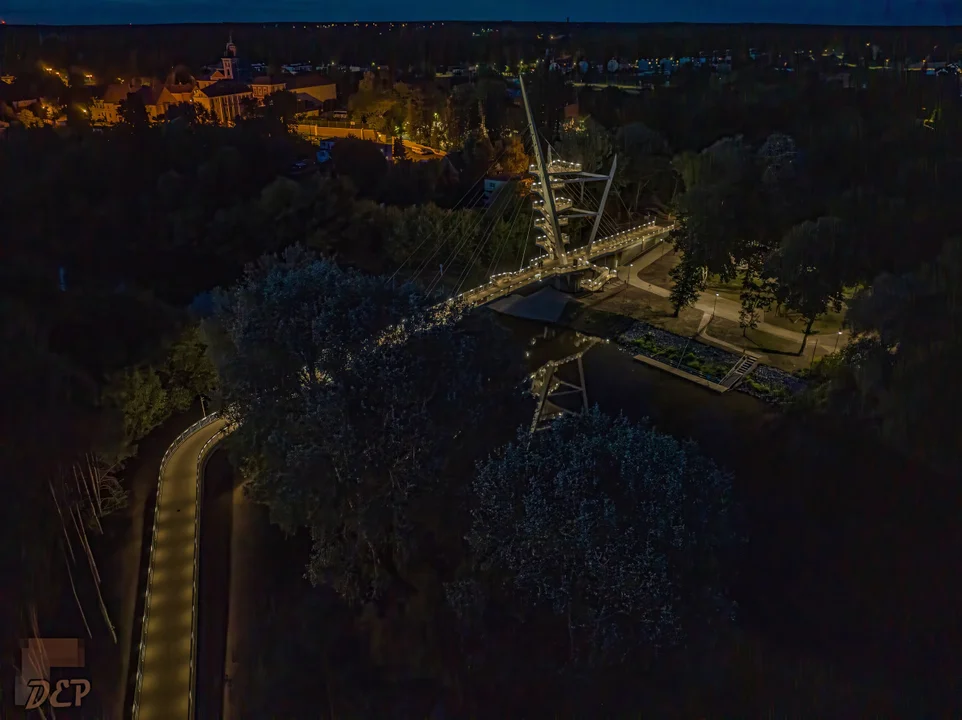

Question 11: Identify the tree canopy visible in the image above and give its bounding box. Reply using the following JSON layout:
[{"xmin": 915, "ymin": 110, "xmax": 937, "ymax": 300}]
[
  {"xmin": 454, "ymin": 408, "xmax": 737, "ymax": 671},
  {"xmin": 210, "ymin": 247, "xmax": 528, "ymax": 603}
]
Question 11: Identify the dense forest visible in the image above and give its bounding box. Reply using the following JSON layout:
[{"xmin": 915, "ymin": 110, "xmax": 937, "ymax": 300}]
[{"xmin": 2, "ymin": 52, "xmax": 961, "ymax": 716}]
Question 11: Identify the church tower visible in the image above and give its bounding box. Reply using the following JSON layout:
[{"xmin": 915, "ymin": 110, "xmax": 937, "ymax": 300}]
[{"xmin": 221, "ymin": 34, "xmax": 239, "ymax": 80}]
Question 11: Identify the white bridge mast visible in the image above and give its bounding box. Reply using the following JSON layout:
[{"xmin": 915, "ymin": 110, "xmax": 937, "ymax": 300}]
[{"xmin": 519, "ymin": 75, "xmax": 618, "ymax": 267}]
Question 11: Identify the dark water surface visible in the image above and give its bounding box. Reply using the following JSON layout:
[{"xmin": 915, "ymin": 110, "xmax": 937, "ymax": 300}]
[{"xmin": 510, "ymin": 316, "xmax": 959, "ymax": 709}]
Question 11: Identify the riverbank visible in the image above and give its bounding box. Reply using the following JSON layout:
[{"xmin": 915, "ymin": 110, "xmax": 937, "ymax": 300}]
[
  {"xmin": 509, "ymin": 316, "xmax": 957, "ymax": 712},
  {"xmin": 86, "ymin": 406, "xmax": 202, "ymax": 720},
  {"xmin": 557, "ymin": 300, "xmax": 808, "ymax": 405}
]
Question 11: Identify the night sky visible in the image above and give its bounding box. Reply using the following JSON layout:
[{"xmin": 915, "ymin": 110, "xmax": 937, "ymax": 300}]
[{"xmin": 1, "ymin": 0, "xmax": 959, "ymax": 26}]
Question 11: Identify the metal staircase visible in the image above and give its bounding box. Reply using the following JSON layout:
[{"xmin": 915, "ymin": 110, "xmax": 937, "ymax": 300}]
[{"xmin": 720, "ymin": 353, "xmax": 760, "ymax": 389}]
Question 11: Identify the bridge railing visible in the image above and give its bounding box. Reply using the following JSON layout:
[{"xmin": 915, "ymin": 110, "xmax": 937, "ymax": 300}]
[
  {"xmin": 455, "ymin": 222, "xmax": 674, "ymax": 307},
  {"xmin": 132, "ymin": 411, "xmax": 222, "ymax": 720}
]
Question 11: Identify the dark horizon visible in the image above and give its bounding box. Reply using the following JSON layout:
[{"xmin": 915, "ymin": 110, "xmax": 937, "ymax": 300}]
[
  {"xmin": 5, "ymin": 20, "xmax": 962, "ymax": 29},
  {"xmin": 2, "ymin": 0, "xmax": 960, "ymax": 28}
]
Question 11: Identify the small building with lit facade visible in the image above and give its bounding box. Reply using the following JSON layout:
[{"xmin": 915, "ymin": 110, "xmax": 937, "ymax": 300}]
[{"xmin": 194, "ymin": 81, "xmax": 253, "ymax": 125}]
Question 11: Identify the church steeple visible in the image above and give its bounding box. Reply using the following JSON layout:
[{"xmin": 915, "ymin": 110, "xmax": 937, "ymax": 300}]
[{"xmin": 222, "ymin": 34, "xmax": 239, "ymax": 79}]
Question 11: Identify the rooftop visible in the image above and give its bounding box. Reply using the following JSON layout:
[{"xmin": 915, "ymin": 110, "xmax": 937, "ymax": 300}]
[
  {"xmin": 287, "ymin": 72, "xmax": 334, "ymax": 89},
  {"xmin": 200, "ymin": 80, "xmax": 252, "ymax": 98}
]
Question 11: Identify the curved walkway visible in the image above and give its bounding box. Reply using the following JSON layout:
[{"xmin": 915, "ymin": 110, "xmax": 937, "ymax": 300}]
[{"xmin": 134, "ymin": 416, "xmax": 228, "ymax": 720}]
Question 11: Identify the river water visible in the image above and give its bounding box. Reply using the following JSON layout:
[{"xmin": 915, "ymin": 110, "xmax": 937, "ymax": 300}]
[{"xmin": 504, "ymin": 315, "xmax": 958, "ymax": 706}]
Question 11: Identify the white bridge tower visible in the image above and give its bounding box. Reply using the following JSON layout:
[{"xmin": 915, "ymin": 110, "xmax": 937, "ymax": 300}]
[{"xmin": 519, "ymin": 76, "xmax": 618, "ymax": 267}]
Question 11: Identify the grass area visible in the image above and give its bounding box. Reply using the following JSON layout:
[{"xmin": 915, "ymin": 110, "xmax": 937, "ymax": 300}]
[
  {"xmin": 583, "ymin": 284, "xmax": 705, "ymax": 337},
  {"xmin": 704, "ymin": 274, "xmax": 746, "ymax": 304},
  {"xmin": 628, "ymin": 334, "xmax": 731, "ymax": 380},
  {"xmin": 636, "ymin": 251, "xmax": 679, "ymax": 288},
  {"xmin": 637, "ymin": 251, "xmax": 847, "ymax": 337},
  {"xmin": 761, "ymin": 306, "xmax": 845, "ymax": 336},
  {"xmin": 701, "ymin": 317, "xmax": 814, "ymax": 373},
  {"xmin": 741, "ymin": 375, "xmax": 796, "ymax": 404}
]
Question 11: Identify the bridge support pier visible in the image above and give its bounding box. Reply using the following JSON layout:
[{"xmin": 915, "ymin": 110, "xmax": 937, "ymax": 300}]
[{"xmin": 548, "ymin": 273, "xmax": 585, "ymax": 293}]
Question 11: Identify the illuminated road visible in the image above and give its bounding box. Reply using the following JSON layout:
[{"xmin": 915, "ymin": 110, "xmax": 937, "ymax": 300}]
[
  {"xmin": 459, "ymin": 222, "xmax": 673, "ymax": 307},
  {"xmin": 134, "ymin": 416, "xmax": 227, "ymax": 720}
]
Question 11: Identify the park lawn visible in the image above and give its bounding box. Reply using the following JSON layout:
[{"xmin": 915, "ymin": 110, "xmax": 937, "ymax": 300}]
[
  {"xmin": 636, "ymin": 251, "xmax": 678, "ymax": 287},
  {"xmin": 704, "ymin": 274, "xmax": 744, "ymax": 304},
  {"xmin": 760, "ymin": 306, "xmax": 846, "ymax": 336},
  {"xmin": 581, "ymin": 283, "xmax": 705, "ymax": 337},
  {"xmin": 701, "ymin": 317, "xmax": 817, "ymax": 373},
  {"xmin": 638, "ymin": 252, "xmax": 848, "ymax": 337}
]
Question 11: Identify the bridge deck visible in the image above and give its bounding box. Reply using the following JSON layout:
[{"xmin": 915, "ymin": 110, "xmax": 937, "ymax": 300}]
[
  {"xmin": 460, "ymin": 224, "xmax": 672, "ymax": 308},
  {"xmin": 135, "ymin": 418, "xmax": 227, "ymax": 720}
]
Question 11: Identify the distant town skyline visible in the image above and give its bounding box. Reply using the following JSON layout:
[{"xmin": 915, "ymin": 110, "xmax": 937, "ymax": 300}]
[{"xmin": 1, "ymin": 0, "xmax": 960, "ymax": 27}]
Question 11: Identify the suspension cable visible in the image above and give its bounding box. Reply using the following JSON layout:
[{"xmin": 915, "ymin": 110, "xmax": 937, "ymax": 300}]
[
  {"xmin": 388, "ymin": 136, "xmax": 517, "ymax": 284},
  {"xmin": 427, "ymin": 129, "xmax": 534, "ymax": 294},
  {"xmin": 457, "ymin": 182, "xmax": 529, "ymax": 296},
  {"xmin": 426, "ymin": 177, "xmax": 516, "ymax": 296},
  {"xmin": 411, "ymin": 131, "xmax": 527, "ymax": 286}
]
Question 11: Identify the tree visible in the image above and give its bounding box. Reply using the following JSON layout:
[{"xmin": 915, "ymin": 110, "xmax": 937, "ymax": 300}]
[
  {"xmin": 392, "ymin": 136, "xmax": 407, "ymax": 161},
  {"xmin": 331, "ymin": 137, "xmax": 389, "ymax": 196},
  {"xmin": 765, "ymin": 217, "xmax": 848, "ymax": 354},
  {"xmin": 349, "ymin": 73, "xmax": 400, "ymax": 134},
  {"xmin": 825, "ymin": 239, "xmax": 962, "ymax": 473},
  {"xmin": 166, "ymin": 101, "xmax": 212, "ymax": 126},
  {"xmin": 240, "ymin": 95, "xmax": 259, "ymax": 120},
  {"xmin": 162, "ymin": 325, "xmax": 219, "ymax": 413},
  {"xmin": 210, "ymin": 247, "xmax": 527, "ymax": 605},
  {"xmin": 668, "ymin": 253, "xmax": 706, "ymax": 317},
  {"xmin": 455, "ymin": 408, "xmax": 736, "ymax": 669},
  {"xmin": 17, "ymin": 109, "xmax": 45, "ymax": 128},
  {"xmin": 118, "ymin": 92, "xmax": 149, "ymax": 129},
  {"xmin": 738, "ymin": 277, "xmax": 771, "ymax": 336},
  {"xmin": 557, "ymin": 115, "xmax": 612, "ymax": 174},
  {"xmin": 613, "ymin": 122, "xmax": 674, "ymax": 215},
  {"xmin": 103, "ymin": 366, "xmax": 169, "ymax": 445},
  {"xmin": 522, "ymin": 66, "xmax": 567, "ymax": 141},
  {"xmin": 475, "ymin": 76, "xmax": 508, "ymax": 138},
  {"xmin": 262, "ymin": 89, "xmax": 299, "ymax": 127},
  {"xmin": 497, "ymin": 133, "xmax": 528, "ymax": 175},
  {"xmin": 669, "ymin": 137, "xmax": 759, "ymax": 281}
]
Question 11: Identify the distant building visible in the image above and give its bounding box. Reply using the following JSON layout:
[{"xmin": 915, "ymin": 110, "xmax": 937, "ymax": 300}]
[
  {"xmin": 194, "ymin": 81, "xmax": 253, "ymax": 125},
  {"xmin": 198, "ymin": 37, "xmax": 247, "ymax": 88},
  {"xmin": 87, "ymin": 36, "xmax": 335, "ymax": 127},
  {"xmin": 251, "ymin": 72, "xmax": 336, "ymax": 112},
  {"xmin": 251, "ymin": 75, "xmax": 287, "ymax": 101},
  {"xmin": 286, "ymin": 73, "xmax": 337, "ymax": 110},
  {"xmin": 90, "ymin": 83, "xmax": 133, "ymax": 124},
  {"xmin": 154, "ymin": 84, "xmax": 194, "ymax": 115}
]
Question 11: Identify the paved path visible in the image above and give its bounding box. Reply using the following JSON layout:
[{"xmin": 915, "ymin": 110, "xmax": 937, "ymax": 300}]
[
  {"xmin": 621, "ymin": 265, "xmax": 847, "ymax": 352},
  {"xmin": 136, "ymin": 417, "xmax": 227, "ymax": 720}
]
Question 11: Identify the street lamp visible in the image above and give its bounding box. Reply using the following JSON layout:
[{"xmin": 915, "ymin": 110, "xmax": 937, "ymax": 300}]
[
  {"xmin": 834, "ymin": 330, "xmax": 842, "ymax": 352},
  {"xmin": 711, "ymin": 293, "xmax": 719, "ymax": 321}
]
